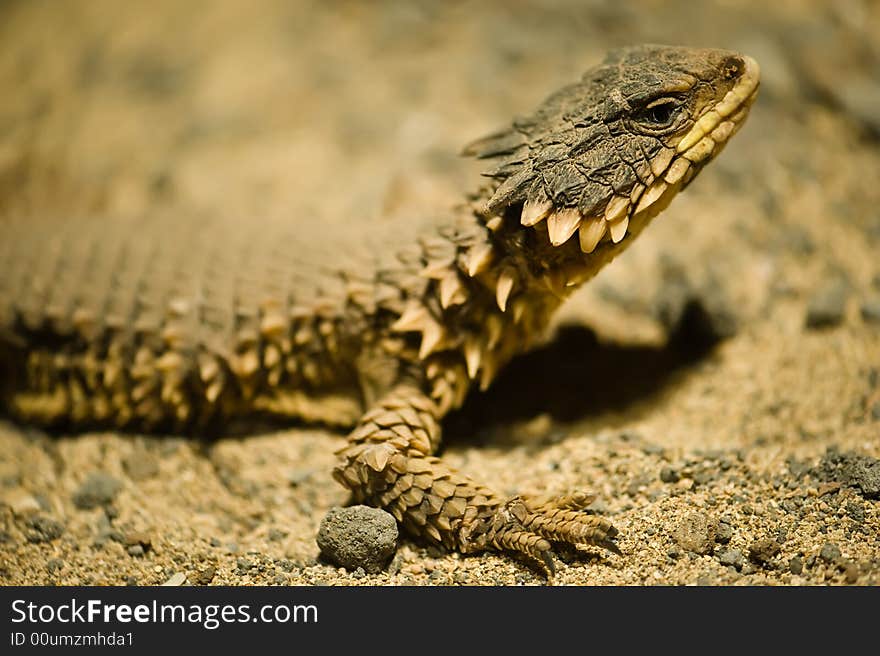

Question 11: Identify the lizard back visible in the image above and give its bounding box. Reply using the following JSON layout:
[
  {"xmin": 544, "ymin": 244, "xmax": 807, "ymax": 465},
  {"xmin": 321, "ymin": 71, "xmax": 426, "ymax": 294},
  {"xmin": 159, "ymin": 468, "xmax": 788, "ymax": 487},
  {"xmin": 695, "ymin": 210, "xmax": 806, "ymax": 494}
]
[{"xmin": 0, "ymin": 210, "xmax": 435, "ymax": 431}]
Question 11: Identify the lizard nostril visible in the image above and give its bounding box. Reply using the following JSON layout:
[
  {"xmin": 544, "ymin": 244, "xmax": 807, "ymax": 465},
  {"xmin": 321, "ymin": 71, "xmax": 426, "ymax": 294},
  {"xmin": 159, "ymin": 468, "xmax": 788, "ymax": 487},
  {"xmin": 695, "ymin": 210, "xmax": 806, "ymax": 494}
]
[{"xmin": 722, "ymin": 56, "xmax": 744, "ymax": 80}]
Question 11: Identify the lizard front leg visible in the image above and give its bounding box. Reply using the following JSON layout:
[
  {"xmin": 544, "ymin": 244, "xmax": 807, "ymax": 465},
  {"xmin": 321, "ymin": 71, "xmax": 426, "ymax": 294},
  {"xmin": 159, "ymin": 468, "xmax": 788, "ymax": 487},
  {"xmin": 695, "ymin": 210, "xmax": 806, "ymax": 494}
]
[{"xmin": 333, "ymin": 383, "xmax": 620, "ymax": 574}]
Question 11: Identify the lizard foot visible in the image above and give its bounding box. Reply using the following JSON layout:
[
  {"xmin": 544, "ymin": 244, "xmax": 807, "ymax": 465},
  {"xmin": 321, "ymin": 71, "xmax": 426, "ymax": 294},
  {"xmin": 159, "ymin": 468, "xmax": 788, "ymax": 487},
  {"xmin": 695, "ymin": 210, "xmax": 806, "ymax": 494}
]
[{"xmin": 461, "ymin": 491, "xmax": 620, "ymax": 575}]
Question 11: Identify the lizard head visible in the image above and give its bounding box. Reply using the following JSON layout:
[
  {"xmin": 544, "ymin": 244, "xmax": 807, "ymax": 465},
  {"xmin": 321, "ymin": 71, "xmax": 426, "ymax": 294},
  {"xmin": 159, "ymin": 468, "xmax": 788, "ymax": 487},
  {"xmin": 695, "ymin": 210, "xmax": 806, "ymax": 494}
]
[{"xmin": 465, "ymin": 44, "xmax": 759, "ymax": 269}]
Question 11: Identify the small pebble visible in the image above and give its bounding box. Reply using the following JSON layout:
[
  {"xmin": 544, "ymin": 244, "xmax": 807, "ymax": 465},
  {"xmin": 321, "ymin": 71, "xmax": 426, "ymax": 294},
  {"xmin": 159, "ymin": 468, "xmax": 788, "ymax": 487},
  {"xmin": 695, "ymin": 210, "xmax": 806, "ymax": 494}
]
[
  {"xmin": 72, "ymin": 472, "xmax": 122, "ymax": 510},
  {"xmin": 748, "ymin": 538, "xmax": 781, "ymax": 566},
  {"xmin": 819, "ymin": 542, "xmax": 841, "ymax": 563},
  {"xmin": 660, "ymin": 467, "xmax": 680, "ymax": 483},
  {"xmin": 124, "ymin": 531, "xmax": 152, "ymax": 549},
  {"xmin": 316, "ymin": 506, "xmax": 398, "ymax": 574},
  {"xmin": 805, "ymin": 280, "xmax": 848, "ymax": 329},
  {"xmin": 193, "ymin": 566, "xmax": 216, "ymax": 585},
  {"xmin": 715, "ymin": 522, "xmax": 733, "ymax": 544},
  {"xmin": 789, "ymin": 556, "xmax": 804, "ymax": 575},
  {"xmin": 860, "ymin": 296, "xmax": 880, "ymax": 324},
  {"xmin": 812, "ymin": 450, "xmax": 880, "ymax": 499},
  {"xmin": 718, "ymin": 549, "xmax": 744, "ymax": 569},
  {"xmin": 693, "ymin": 469, "xmax": 716, "ymax": 486},
  {"xmin": 25, "ymin": 516, "xmax": 65, "ymax": 543},
  {"xmin": 161, "ymin": 572, "xmax": 187, "ymax": 586},
  {"xmin": 275, "ymin": 559, "xmax": 296, "ymax": 573},
  {"xmin": 676, "ymin": 478, "xmax": 695, "ymax": 491}
]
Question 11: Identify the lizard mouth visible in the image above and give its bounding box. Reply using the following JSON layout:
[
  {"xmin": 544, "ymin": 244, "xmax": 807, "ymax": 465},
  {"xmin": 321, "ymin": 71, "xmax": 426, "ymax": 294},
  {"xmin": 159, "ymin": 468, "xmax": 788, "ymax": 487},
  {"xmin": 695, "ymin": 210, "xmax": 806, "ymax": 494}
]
[
  {"xmin": 674, "ymin": 54, "xmax": 761, "ymax": 158},
  {"xmin": 523, "ymin": 54, "xmax": 761, "ymax": 256}
]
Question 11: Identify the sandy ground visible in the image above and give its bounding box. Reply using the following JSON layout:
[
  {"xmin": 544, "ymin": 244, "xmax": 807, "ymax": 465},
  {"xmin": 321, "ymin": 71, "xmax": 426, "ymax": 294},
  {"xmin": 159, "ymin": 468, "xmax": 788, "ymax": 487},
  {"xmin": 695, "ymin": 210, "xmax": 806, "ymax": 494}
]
[{"xmin": 0, "ymin": 0, "xmax": 878, "ymax": 586}]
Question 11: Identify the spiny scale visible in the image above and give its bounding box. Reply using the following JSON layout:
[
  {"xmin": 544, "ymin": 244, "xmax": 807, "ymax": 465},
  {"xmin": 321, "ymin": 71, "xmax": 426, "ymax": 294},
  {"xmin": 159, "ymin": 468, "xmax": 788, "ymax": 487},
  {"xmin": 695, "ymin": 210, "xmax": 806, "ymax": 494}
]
[
  {"xmin": 521, "ymin": 197, "xmax": 553, "ymax": 227},
  {"xmin": 546, "ymin": 209, "xmax": 582, "ymax": 246}
]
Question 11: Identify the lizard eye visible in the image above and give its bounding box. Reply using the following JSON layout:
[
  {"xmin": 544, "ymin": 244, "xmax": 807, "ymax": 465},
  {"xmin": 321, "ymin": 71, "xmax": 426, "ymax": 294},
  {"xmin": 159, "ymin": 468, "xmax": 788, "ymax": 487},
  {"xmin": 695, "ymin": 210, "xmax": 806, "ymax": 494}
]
[{"xmin": 631, "ymin": 97, "xmax": 683, "ymax": 133}]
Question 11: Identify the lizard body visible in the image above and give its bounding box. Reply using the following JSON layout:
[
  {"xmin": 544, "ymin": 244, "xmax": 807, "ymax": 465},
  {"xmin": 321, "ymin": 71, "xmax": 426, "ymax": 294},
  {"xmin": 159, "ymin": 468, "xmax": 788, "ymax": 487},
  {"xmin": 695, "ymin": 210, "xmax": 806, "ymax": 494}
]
[{"xmin": 0, "ymin": 45, "xmax": 759, "ymax": 570}]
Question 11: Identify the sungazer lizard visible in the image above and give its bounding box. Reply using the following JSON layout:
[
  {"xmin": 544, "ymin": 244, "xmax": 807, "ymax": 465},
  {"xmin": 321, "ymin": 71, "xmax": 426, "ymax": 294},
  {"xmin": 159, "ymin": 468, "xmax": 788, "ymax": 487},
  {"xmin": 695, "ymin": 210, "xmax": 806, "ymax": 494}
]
[{"xmin": 0, "ymin": 45, "xmax": 760, "ymax": 573}]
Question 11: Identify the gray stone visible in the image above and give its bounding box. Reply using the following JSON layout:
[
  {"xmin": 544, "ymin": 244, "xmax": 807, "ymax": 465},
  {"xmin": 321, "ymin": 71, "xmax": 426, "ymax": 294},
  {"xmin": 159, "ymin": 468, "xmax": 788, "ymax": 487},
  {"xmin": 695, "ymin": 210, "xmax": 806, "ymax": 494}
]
[
  {"xmin": 812, "ymin": 449, "xmax": 880, "ymax": 499},
  {"xmin": 316, "ymin": 505, "xmax": 398, "ymax": 573},
  {"xmin": 718, "ymin": 549, "xmax": 744, "ymax": 569},
  {"xmin": 861, "ymin": 296, "xmax": 880, "ymax": 324},
  {"xmin": 72, "ymin": 472, "xmax": 123, "ymax": 509},
  {"xmin": 659, "ymin": 467, "xmax": 679, "ymax": 483},
  {"xmin": 693, "ymin": 468, "xmax": 716, "ymax": 486},
  {"xmin": 819, "ymin": 542, "xmax": 841, "ymax": 563},
  {"xmin": 193, "ymin": 566, "xmax": 216, "ymax": 585},
  {"xmin": 25, "ymin": 516, "xmax": 64, "ymax": 543},
  {"xmin": 715, "ymin": 522, "xmax": 733, "ymax": 544},
  {"xmin": 805, "ymin": 280, "xmax": 848, "ymax": 329}
]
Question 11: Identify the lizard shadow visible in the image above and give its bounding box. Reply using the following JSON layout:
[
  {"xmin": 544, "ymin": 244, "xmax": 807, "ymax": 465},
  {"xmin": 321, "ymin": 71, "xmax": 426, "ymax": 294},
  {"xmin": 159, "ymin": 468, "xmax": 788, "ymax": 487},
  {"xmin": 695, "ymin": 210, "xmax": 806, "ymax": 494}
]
[
  {"xmin": 444, "ymin": 300, "xmax": 723, "ymax": 446},
  {"xmin": 1, "ymin": 300, "xmax": 720, "ymax": 447}
]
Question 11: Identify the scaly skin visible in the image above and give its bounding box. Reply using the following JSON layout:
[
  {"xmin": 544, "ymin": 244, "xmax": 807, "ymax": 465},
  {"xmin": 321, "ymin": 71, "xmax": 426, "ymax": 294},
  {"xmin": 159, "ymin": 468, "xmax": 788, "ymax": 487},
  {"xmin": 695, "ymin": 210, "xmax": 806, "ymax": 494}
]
[{"xmin": 0, "ymin": 45, "xmax": 759, "ymax": 573}]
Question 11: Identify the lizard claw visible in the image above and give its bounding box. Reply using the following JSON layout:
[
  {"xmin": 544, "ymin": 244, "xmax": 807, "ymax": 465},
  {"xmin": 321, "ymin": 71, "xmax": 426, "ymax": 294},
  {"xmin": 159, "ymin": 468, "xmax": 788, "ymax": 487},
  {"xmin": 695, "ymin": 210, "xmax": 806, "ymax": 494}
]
[
  {"xmin": 541, "ymin": 549, "xmax": 557, "ymax": 577},
  {"xmin": 462, "ymin": 492, "xmax": 621, "ymax": 575},
  {"xmin": 596, "ymin": 533, "xmax": 623, "ymax": 556}
]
